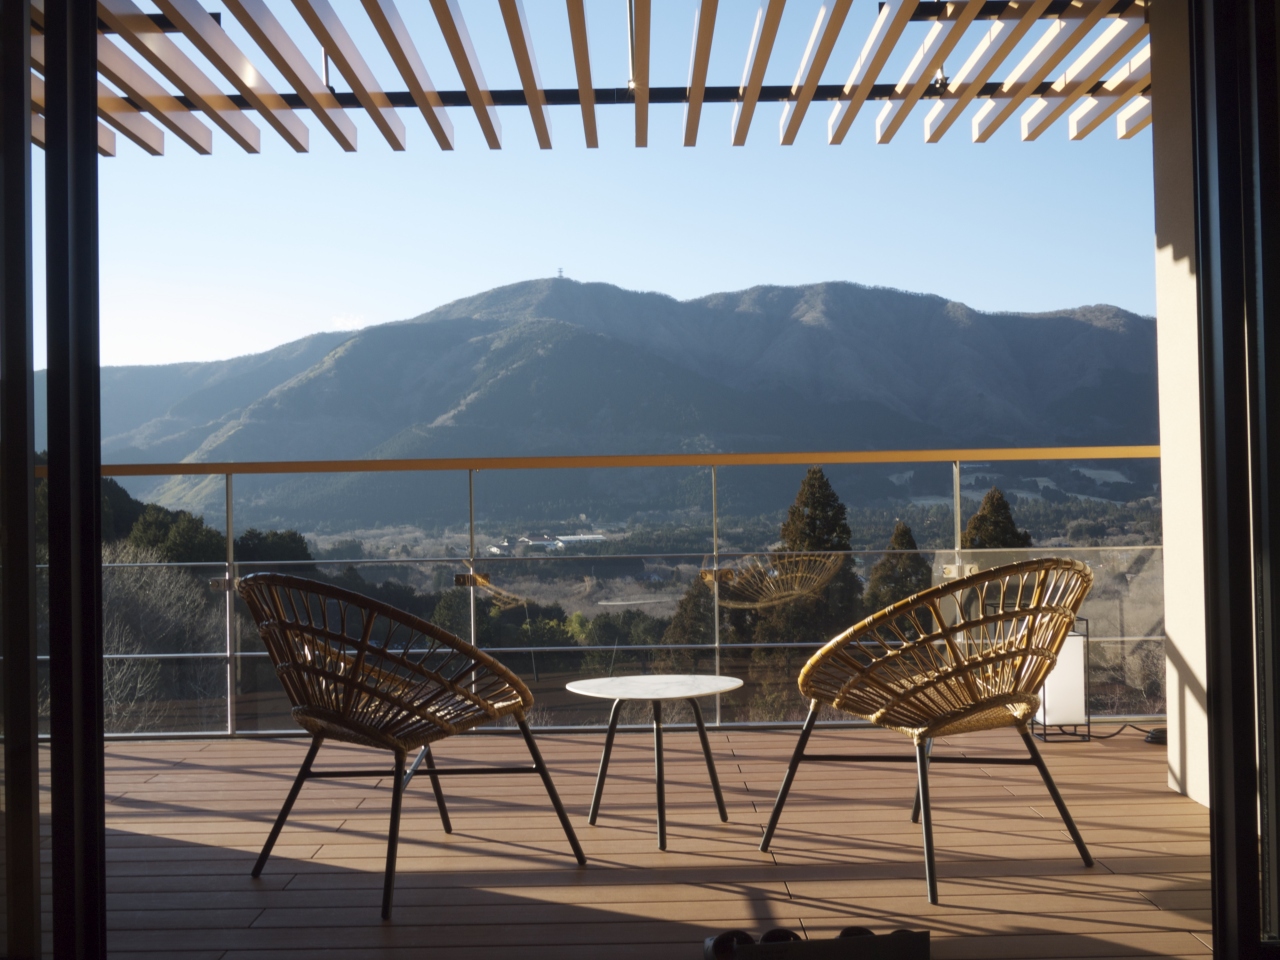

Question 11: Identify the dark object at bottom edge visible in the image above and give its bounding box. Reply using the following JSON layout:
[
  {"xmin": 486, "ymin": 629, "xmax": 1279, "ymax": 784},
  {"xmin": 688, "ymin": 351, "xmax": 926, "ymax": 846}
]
[{"xmin": 705, "ymin": 927, "xmax": 929, "ymax": 959}]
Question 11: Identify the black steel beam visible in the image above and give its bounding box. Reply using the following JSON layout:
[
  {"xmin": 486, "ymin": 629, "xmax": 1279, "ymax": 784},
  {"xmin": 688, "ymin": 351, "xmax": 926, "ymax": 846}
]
[
  {"xmin": 169, "ymin": 78, "xmax": 1147, "ymax": 116},
  {"xmin": 905, "ymin": 0, "xmax": 1145, "ymax": 20},
  {"xmin": 44, "ymin": 0, "xmax": 106, "ymax": 956},
  {"xmin": 0, "ymin": 0, "xmax": 43, "ymax": 957}
]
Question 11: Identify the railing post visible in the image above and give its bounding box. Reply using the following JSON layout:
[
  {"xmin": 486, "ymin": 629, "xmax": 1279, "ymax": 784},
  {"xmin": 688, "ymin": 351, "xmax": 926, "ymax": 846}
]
[
  {"xmin": 225, "ymin": 474, "xmax": 235, "ymax": 736},
  {"xmin": 712, "ymin": 465, "xmax": 721, "ymax": 726},
  {"xmin": 953, "ymin": 460, "xmax": 962, "ymax": 553},
  {"xmin": 468, "ymin": 469, "xmax": 477, "ymax": 649}
]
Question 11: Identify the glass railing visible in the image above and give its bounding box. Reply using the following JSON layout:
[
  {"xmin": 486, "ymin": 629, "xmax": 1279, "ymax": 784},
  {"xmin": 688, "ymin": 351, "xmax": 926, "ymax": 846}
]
[{"xmin": 31, "ymin": 446, "xmax": 1165, "ymax": 735}]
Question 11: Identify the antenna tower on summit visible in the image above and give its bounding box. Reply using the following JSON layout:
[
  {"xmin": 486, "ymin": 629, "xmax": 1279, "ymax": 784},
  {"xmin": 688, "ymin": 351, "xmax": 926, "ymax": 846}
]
[{"xmin": 558, "ymin": 267, "xmax": 563, "ymax": 279}]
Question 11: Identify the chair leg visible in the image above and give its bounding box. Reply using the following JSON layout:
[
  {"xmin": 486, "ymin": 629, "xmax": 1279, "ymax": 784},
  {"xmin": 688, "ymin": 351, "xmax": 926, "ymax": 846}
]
[
  {"xmin": 759, "ymin": 702, "xmax": 819, "ymax": 852},
  {"xmin": 588, "ymin": 699, "xmax": 623, "ymax": 825},
  {"xmin": 653, "ymin": 700, "xmax": 666, "ymax": 851},
  {"xmin": 381, "ymin": 750, "xmax": 407, "ymax": 921},
  {"xmin": 417, "ymin": 745, "xmax": 452, "ymax": 834},
  {"xmin": 910, "ymin": 738, "xmax": 933, "ymax": 824},
  {"xmin": 1018, "ymin": 725, "xmax": 1094, "ymax": 867},
  {"xmin": 253, "ymin": 734, "xmax": 323, "ymax": 878},
  {"xmin": 517, "ymin": 717, "xmax": 587, "ymax": 865},
  {"xmin": 689, "ymin": 698, "xmax": 728, "ymax": 822},
  {"xmin": 915, "ymin": 738, "xmax": 939, "ymax": 905}
]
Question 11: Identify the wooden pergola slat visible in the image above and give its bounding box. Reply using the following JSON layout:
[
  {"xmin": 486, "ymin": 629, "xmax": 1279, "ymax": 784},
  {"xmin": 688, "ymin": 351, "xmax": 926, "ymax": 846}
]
[
  {"xmin": 731, "ymin": 0, "xmax": 785, "ymax": 147},
  {"xmin": 1020, "ymin": 18, "xmax": 1147, "ymax": 140},
  {"xmin": 565, "ymin": 0, "xmax": 597, "ymax": 148},
  {"xmin": 430, "ymin": 0, "xmax": 500, "ymax": 149},
  {"xmin": 828, "ymin": 0, "xmax": 919, "ymax": 145},
  {"xmin": 781, "ymin": 0, "xmax": 854, "ymax": 146},
  {"xmin": 631, "ymin": 0, "xmax": 650, "ymax": 148},
  {"xmin": 1116, "ymin": 93, "xmax": 1150, "ymax": 139},
  {"xmin": 292, "ymin": 0, "xmax": 404, "ymax": 151},
  {"xmin": 971, "ymin": 0, "xmax": 1118, "ymax": 142},
  {"xmin": 224, "ymin": 0, "xmax": 357, "ymax": 152},
  {"xmin": 96, "ymin": 34, "xmax": 211, "ymax": 154},
  {"xmin": 97, "ymin": 0, "xmax": 262, "ymax": 153},
  {"xmin": 923, "ymin": 0, "xmax": 1052, "ymax": 144},
  {"xmin": 498, "ymin": 0, "xmax": 550, "ymax": 149},
  {"xmin": 95, "ymin": 77, "xmax": 163, "ymax": 155},
  {"xmin": 153, "ymin": 0, "xmax": 309, "ymax": 152},
  {"xmin": 876, "ymin": 0, "xmax": 984, "ymax": 144},
  {"xmin": 1068, "ymin": 45, "xmax": 1150, "ymax": 140},
  {"xmin": 682, "ymin": 0, "xmax": 717, "ymax": 147},
  {"xmin": 362, "ymin": 0, "xmax": 453, "ymax": 151},
  {"xmin": 28, "ymin": 76, "xmax": 116, "ymax": 155}
]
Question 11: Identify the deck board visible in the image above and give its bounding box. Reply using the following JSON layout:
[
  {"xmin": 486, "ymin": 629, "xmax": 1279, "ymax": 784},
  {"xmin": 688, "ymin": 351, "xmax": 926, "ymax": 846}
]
[{"xmin": 97, "ymin": 726, "xmax": 1211, "ymax": 958}]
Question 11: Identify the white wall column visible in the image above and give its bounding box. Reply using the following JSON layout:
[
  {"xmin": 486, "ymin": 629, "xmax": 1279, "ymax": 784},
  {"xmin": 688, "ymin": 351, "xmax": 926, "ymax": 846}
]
[{"xmin": 1151, "ymin": 0, "xmax": 1209, "ymax": 807}]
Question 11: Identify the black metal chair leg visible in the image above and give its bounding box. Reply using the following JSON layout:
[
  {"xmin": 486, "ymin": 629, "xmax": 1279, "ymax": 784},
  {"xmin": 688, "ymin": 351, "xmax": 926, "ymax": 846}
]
[
  {"xmin": 689, "ymin": 698, "xmax": 728, "ymax": 821},
  {"xmin": 1019, "ymin": 725, "xmax": 1094, "ymax": 867},
  {"xmin": 253, "ymin": 734, "xmax": 323, "ymax": 878},
  {"xmin": 418, "ymin": 745, "xmax": 452, "ymax": 834},
  {"xmin": 589, "ymin": 699, "xmax": 623, "ymax": 825},
  {"xmin": 915, "ymin": 738, "xmax": 939, "ymax": 905},
  {"xmin": 517, "ymin": 717, "xmax": 587, "ymax": 865},
  {"xmin": 910, "ymin": 738, "xmax": 932, "ymax": 823},
  {"xmin": 381, "ymin": 750, "xmax": 407, "ymax": 920},
  {"xmin": 653, "ymin": 700, "xmax": 666, "ymax": 850},
  {"xmin": 760, "ymin": 702, "xmax": 819, "ymax": 852}
]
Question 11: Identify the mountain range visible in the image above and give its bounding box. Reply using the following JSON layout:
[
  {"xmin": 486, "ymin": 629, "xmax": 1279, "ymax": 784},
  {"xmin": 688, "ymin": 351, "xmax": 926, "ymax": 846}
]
[{"xmin": 34, "ymin": 279, "xmax": 1159, "ymax": 528}]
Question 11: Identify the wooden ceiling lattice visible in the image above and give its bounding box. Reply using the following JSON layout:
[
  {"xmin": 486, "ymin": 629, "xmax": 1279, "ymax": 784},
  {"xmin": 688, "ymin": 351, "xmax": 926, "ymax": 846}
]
[{"xmin": 29, "ymin": 0, "xmax": 1152, "ymax": 157}]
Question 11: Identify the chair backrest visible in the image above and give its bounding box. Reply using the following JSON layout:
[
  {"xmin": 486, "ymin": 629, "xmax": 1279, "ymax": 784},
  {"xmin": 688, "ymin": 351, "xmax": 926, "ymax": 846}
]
[
  {"xmin": 799, "ymin": 558, "xmax": 1093, "ymax": 737},
  {"xmin": 237, "ymin": 573, "xmax": 532, "ymax": 737}
]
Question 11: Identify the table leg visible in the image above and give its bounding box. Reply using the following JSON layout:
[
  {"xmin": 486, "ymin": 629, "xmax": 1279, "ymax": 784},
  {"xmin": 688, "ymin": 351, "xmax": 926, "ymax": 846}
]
[
  {"xmin": 653, "ymin": 700, "xmax": 666, "ymax": 851},
  {"xmin": 688, "ymin": 698, "xmax": 728, "ymax": 821},
  {"xmin": 589, "ymin": 699, "xmax": 623, "ymax": 825}
]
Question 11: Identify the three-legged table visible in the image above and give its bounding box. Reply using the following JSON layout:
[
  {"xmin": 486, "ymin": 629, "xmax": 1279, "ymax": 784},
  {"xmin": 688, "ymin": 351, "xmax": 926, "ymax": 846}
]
[{"xmin": 566, "ymin": 674, "xmax": 744, "ymax": 850}]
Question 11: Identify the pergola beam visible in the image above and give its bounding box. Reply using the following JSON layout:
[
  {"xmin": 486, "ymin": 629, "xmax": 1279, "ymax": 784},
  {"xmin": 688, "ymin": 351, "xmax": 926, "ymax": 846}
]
[
  {"xmin": 153, "ymin": 0, "xmax": 309, "ymax": 152},
  {"xmin": 362, "ymin": 0, "xmax": 452, "ymax": 151},
  {"xmin": 565, "ymin": 0, "xmax": 596, "ymax": 147},
  {"xmin": 224, "ymin": 0, "xmax": 357, "ymax": 152},
  {"xmin": 430, "ymin": 0, "xmax": 500, "ymax": 149},
  {"xmin": 732, "ymin": 0, "xmax": 785, "ymax": 146},
  {"xmin": 1068, "ymin": 44, "xmax": 1150, "ymax": 140},
  {"xmin": 782, "ymin": 0, "xmax": 854, "ymax": 146},
  {"xmin": 97, "ymin": 0, "xmax": 262, "ymax": 153},
  {"xmin": 971, "ymin": 0, "xmax": 1118, "ymax": 142},
  {"xmin": 1116, "ymin": 92, "xmax": 1150, "ymax": 138},
  {"xmin": 498, "ymin": 0, "xmax": 550, "ymax": 149},
  {"xmin": 631, "ymin": 0, "xmax": 650, "ymax": 147},
  {"xmin": 1020, "ymin": 17, "xmax": 1146, "ymax": 140},
  {"xmin": 829, "ymin": 0, "xmax": 919, "ymax": 145},
  {"xmin": 30, "ymin": 68, "xmax": 130, "ymax": 155},
  {"xmin": 683, "ymin": 0, "xmax": 717, "ymax": 147},
  {"xmin": 95, "ymin": 78, "xmax": 163, "ymax": 155},
  {"xmin": 96, "ymin": 33, "xmax": 211, "ymax": 154},
  {"xmin": 292, "ymin": 0, "xmax": 405, "ymax": 151},
  {"xmin": 876, "ymin": 0, "xmax": 983, "ymax": 144},
  {"xmin": 924, "ymin": 0, "xmax": 1052, "ymax": 143}
]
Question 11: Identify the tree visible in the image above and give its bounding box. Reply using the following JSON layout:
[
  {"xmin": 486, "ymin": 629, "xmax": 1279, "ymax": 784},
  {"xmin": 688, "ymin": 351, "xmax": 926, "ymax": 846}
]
[
  {"xmin": 779, "ymin": 466, "xmax": 852, "ymax": 551},
  {"xmin": 961, "ymin": 487, "xmax": 1033, "ymax": 549},
  {"xmin": 235, "ymin": 528, "xmax": 313, "ymax": 564},
  {"xmin": 864, "ymin": 521, "xmax": 932, "ymax": 614},
  {"xmin": 128, "ymin": 504, "xmax": 226, "ymax": 563}
]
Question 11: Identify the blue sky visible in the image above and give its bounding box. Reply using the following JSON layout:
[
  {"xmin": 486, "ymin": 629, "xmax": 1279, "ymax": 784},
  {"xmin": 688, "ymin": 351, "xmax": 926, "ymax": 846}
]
[{"xmin": 33, "ymin": 1, "xmax": 1156, "ymax": 368}]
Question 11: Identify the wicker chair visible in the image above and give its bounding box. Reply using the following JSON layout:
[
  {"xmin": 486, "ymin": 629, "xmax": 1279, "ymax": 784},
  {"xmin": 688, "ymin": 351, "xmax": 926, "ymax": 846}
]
[
  {"xmin": 237, "ymin": 573, "xmax": 585, "ymax": 919},
  {"xmin": 758, "ymin": 558, "xmax": 1095, "ymax": 904}
]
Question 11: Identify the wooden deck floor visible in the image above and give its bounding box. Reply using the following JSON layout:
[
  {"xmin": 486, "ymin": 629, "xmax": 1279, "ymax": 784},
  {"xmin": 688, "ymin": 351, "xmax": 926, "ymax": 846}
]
[{"xmin": 98, "ymin": 725, "xmax": 1211, "ymax": 959}]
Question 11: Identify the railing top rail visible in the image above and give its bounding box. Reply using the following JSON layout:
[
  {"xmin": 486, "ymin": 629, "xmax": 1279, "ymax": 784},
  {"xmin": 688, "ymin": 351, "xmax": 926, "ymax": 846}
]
[{"xmin": 34, "ymin": 445, "xmax": 1160, "ymax": 478}]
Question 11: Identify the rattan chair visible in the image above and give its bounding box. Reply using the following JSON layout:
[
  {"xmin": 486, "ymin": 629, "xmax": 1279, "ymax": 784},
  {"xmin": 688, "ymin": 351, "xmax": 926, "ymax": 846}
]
[
  {"xmin": 237, "ymin": 573, "xmax": 585, "ymax": 919},
  {"xmin": 758, "ymin": 557, "xmax": 1095, "ymax": 904}
]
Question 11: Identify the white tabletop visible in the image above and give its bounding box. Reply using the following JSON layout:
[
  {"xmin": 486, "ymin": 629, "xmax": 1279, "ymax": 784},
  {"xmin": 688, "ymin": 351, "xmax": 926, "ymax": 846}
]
[{"xmin": 566, "ymin": 674, "xmax": 743, "ymax": 701}]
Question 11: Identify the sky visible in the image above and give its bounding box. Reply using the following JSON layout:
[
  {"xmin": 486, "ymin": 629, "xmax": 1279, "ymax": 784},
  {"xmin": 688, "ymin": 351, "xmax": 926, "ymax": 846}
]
[{"xmin": 32, "ymin": 0, "xmax": 1156, "ymax": 369}]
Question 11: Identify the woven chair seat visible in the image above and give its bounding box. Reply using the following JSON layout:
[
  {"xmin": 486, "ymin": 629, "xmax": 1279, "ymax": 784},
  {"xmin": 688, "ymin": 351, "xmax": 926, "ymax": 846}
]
[{"xmin": 800, "ymin": 558, "xmax": 1091, "ymax": 741}]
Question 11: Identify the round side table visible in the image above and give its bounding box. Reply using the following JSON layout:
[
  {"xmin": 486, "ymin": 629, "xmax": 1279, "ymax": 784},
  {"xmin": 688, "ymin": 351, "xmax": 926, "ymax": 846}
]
[{"xmin": 566, "ymin": 674, "xmax": 743, "ymax": 850}]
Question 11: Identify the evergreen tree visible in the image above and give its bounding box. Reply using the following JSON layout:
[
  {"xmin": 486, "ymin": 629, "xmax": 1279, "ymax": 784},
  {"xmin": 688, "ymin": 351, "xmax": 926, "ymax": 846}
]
[
  {"xmin": 864, "ymin": 521, "xmax": 933, "ymax": 613},
  {"xmin": 961, "ymin": 487, "xmax": 1033, "ymax": 549},
  {"xmin": 779, "ymin": 466, "xmax": 852, "ymax": 551},
  {"xmin": 662, "ymin": 576, "xmax": 714, "ymax": 646},
  {"xmin": 127, "ymin": 504, "xmax": 226, "ymax": 563}
]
